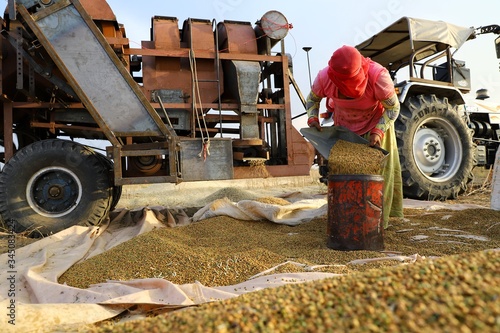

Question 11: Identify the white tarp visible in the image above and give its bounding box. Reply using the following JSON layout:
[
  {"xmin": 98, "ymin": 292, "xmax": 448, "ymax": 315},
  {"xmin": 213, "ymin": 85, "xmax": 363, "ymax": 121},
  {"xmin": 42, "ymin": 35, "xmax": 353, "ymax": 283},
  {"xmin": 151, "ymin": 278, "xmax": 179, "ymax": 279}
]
[
  {"xmin": 192, "ymin": 197, "xmax": 328, "ymax": 224},
  {"xmin": 408, "ymin": 17, "xmax": 475, "ymax": 50}
]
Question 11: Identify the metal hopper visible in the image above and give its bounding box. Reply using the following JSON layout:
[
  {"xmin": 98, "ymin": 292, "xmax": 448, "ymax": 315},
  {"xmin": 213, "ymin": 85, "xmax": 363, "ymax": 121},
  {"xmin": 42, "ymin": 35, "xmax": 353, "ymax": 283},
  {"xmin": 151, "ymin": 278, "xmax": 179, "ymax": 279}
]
[{"xmin": 300, "ymin": 126, "xmax": 389, "ymax": 159}]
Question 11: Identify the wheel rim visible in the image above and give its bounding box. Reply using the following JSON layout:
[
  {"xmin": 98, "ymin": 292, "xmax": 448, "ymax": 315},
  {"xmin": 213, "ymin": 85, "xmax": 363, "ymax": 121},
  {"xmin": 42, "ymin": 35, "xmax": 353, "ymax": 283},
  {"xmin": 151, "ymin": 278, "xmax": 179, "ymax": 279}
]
[
  {"xmin": 412, "ymin": 117, "xmax": 462, "ymax": 182},
  {"xmin": 26, "ymin": 166, "xmax": 83, "ymax": 218}
]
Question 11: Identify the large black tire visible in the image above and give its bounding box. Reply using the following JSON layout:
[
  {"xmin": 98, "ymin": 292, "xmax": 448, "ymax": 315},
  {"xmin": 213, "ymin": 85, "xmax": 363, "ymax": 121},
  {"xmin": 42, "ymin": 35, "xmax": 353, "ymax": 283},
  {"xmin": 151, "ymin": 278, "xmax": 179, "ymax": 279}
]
[
  {"xmin": 0, "ymin": 129, "xmax": 40, "ymax": 170},
  {"xmin": 0, "ymin": 139, "xmax": 112, "ymax": 236},
  {"xmin": 94, "ymin": 152, "xmax": 122, "ymax": 211},
  {"xmin": 395, "ymin": 94, "xmax": 475, "ymax": 200}
]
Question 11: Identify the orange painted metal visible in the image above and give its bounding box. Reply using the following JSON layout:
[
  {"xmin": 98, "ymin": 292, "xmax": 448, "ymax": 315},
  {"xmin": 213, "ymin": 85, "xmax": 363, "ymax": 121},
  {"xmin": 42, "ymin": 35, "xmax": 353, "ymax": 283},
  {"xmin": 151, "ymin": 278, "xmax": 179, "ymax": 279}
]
[
  {"xmin": 217, "ymin": 21, "xmax": 258, "ymax": 54},
  {"xmin": 141, "ymin": 17, "xmax": 223, "ymax": 108},
  {"xmin": 3, "ymin": 2, "xmax": 315, "ymax": 180},
  {"xmin": 327, "ymin": 175, "xmax": 384, "ymax": 251},
  {"xmin": 152, "ymin": 16, "xmax": 181, "ymax": 50},
  {"xmin": 79, "ymin": 0, "xmax": 116, "ymax": 21}
]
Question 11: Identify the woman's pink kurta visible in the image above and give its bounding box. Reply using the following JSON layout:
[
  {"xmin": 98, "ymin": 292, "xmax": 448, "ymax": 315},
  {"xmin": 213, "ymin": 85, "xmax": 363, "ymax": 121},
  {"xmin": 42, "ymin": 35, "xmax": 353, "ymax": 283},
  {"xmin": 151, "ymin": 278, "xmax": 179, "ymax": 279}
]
[{"xmin": 311, "ymin": 61, "xmax": 394, "ymax": 136}]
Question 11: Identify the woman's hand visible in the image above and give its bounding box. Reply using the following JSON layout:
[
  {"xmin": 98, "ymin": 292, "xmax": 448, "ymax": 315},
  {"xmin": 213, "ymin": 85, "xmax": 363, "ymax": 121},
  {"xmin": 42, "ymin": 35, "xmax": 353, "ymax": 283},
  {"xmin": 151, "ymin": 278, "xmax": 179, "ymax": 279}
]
[
  {"xmin": 369, "ymin": 132, "xmax": 382, "ymax": 147},
  {"xmin": 307, "ymin": 117, "xmax": 322, "ymax": 131}
]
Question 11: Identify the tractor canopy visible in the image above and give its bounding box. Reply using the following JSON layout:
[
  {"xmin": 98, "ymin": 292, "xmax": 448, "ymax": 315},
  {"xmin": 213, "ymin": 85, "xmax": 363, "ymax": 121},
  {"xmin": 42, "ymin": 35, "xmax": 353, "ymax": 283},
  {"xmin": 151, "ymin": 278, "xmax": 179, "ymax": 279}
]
[{"xmin": 355, "ymin": 17, "xmax": 475, "ymax": 70}]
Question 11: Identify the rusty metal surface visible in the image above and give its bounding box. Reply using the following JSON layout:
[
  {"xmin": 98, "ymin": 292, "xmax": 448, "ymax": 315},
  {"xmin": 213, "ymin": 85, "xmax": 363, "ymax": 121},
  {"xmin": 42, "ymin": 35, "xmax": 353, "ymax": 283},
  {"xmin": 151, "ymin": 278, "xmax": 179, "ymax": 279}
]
[
  {"xmin": 4, "ymin": 2, "xmax": 314, "ymax": 182},
  {"xmin": 217, "ymin": 21, "xmax": 258, "ymax": 54},
  {"xmin": 152, "ymin": 16, "xmax": 180, "ymax": 50},
  {"xmin": 2, "ymin": 102, "xmax": 13, "ymax": 162},
  {"xmin": 141, "ymin": 17, "xmax": 223, "ymax": 109},
  {"xmin": 182, "ymin": 19, "xmax": 214, "ymax": 51},
  {"xmin": 79, "ymin": 0, "xmax": 116, "ymax": 21},
  {"xmin": 327, "ymin": 175, "xmax": 384, "ymax": 251},
  {"xmin": 108, "ymin": 143, "xmax": 180, "ymax": 186}
]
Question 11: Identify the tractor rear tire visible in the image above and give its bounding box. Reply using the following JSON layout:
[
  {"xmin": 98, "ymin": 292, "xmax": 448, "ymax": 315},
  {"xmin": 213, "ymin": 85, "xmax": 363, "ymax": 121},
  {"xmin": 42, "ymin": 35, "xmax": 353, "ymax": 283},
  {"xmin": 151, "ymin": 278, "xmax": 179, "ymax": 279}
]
[
  {"xmin": 0, "ymin": 139, "xmax": 112, "ymax": 236},
  {"xmin": 395, "ymin": 94, "xmax": 475, "ymax": 200}
]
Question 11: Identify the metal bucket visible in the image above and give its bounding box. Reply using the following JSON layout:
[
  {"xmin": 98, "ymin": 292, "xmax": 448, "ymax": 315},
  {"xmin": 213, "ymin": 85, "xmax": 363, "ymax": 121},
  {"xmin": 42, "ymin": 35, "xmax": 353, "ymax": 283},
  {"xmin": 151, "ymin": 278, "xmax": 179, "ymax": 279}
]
[{"xmin": 327, "ymin": 174, "xmax": 384, "ymax": 251}]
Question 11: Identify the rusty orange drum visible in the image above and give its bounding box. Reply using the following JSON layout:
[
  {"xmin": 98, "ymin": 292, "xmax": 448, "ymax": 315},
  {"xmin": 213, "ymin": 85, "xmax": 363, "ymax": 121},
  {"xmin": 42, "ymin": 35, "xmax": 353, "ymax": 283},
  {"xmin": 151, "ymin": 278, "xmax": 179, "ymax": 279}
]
[{"xmin": 327, "ymin": 174, "xmax": 384, "ymax": 251}]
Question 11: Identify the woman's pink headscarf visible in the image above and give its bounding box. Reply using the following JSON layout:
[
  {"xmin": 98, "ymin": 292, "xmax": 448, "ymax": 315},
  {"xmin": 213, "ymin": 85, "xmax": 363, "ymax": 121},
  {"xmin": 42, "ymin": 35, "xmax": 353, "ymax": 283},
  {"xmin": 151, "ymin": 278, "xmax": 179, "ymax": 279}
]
[{"xmin": 327, "ymin": 45, "xmax": 370, "ymax": 99}]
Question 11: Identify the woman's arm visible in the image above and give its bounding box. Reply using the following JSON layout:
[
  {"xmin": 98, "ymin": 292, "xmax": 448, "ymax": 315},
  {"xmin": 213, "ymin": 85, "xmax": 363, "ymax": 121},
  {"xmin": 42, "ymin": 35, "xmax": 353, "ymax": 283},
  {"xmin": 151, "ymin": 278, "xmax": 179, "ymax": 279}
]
[
  {"xmin": 306, "ymin": 91, "xmax": 323, "ymax": 131},
  {"xmin": 370, "ymin": 93, "xmax": 400, "ymax": 146}
]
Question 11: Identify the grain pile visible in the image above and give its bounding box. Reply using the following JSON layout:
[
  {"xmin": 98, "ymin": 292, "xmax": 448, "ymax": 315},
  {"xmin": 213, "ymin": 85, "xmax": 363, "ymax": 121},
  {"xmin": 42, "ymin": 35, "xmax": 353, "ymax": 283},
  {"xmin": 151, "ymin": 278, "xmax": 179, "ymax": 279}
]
[
  {"xmin": 88, "ymin": 249, "xmax": 500, "ymax": 333},
  {"xmin": 1, "ymin": 185, "xmax": 498, "ymax": 332},
  {"xmin": 328, "ymin": 139, "xmax": 385, "ymax": 175},
  {"xmin": 255, "ymin": 196, "xmax": 290, "ymax": 205},
  {"xmin": 60, "ymin": 207, "xmax": 500, "ymax": 290},
  {"xmin": 59, "ymin": 216, "xmax": 334, "ymax": 289},
  {"xmin": 248, "ymin": 159, "xmax": 271, "ymax": 178},
  {"xmin": 198, "ymin": 187, "xmax": 259, "ymax": 206}
]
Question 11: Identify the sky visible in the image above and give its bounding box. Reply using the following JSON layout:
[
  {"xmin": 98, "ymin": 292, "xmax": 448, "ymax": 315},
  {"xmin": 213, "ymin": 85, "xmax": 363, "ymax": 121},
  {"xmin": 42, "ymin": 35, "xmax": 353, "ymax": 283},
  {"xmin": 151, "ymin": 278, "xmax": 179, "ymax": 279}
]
[{"xmin": 105, "ymin": 0, "xmax": 500, "ymax": 129}]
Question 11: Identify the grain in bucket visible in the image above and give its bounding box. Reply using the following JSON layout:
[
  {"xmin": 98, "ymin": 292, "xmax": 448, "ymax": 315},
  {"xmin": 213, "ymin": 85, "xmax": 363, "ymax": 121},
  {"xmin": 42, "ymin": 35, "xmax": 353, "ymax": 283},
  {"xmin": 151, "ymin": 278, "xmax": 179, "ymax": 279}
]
[{"xmin": 326, "ymin": 140, "xmax": 386, "ymax": 251}]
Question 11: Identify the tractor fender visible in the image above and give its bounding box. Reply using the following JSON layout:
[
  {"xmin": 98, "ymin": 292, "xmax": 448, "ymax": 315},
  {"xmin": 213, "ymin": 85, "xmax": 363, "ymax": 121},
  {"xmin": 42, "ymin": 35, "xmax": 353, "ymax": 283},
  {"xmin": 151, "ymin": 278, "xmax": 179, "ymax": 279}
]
[{"xmin": 397, "ymin": 81, "xmax": 466, "ymax": 106}]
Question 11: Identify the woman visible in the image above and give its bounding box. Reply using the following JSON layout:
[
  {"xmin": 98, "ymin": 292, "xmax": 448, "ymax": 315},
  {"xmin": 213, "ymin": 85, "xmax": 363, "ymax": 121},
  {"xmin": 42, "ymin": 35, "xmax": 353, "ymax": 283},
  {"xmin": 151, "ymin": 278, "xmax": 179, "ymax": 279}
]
[{"xmin": 306, "ymin": 45, "xmax": 403, "ymax": 228}]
